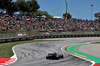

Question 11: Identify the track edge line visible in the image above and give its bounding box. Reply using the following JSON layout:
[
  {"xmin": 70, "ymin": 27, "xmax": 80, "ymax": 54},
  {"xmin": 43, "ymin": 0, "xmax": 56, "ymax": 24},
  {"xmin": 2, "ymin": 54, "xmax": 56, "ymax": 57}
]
[{"xmin": 61, "ymin": 43, "xmax": 95, "ymax": 66}]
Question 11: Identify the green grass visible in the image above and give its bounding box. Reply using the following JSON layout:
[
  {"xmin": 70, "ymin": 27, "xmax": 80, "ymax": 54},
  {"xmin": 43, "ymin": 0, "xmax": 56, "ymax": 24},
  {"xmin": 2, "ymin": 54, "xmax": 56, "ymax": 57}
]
[
  {"xmin": 93, "ymin": 42, "xmax": 100, "ymax": 44},
  {"xmin": 1, "ymin": 39, "xmax": 100, "ymax": 58},
  {"xmin": 0, "ymin": 40, "xmax": 54, "ymax": 58}
]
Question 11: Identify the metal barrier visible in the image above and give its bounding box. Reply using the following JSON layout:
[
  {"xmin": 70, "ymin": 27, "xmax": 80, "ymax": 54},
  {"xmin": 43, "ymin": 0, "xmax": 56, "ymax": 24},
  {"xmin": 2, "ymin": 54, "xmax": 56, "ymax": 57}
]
[
  {"xmin": 0, "ymin": 34, "xmax": 100, "ymax": 43},
  {"xmin": 0, "ymin": 36, "xmax": 34, "ymax": 43},
  {"xmin": 1, "ymin": 31, "xmax": 100, "ymax": 39},
  {"xmin": 34, "ymin": 34, "xmax": 100, "ymax": 39}
]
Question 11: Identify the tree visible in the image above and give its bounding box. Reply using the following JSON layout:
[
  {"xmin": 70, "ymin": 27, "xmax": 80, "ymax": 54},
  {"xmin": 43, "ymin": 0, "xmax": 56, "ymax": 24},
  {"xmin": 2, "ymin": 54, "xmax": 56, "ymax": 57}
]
[
  {"xmin": 41, "ymin": 11, "xmax": 53, "ymax": 18},
  {"xmin": 20, "ymin": 10, "xmax": 53, "ymax": 18},
  {"xmin": 25, "ymin": 0, "xmax": 40, "ymax": 13},
  {"xmin": 63, "ymin": 13, "xmax": 72, "ymax": 19},
  {"xmin": 6, "ymin": 2, "xmax": 19, "ymax": 16},
  {"xmin": 0, "ymin": 0, "xmax": 5, "ymax": 10},
  {"xmin": 0, "ymin": 0, "xmax": 19, "ymax": 15},
  {"xmin": 15, "ymin": 0, "xmax": 26, "ymax": 12},
  {"xmin": 16, "ymin": 0, "xmax": 40, "ymax": 15},
  {"xmin": 0, "ymin": 0, "xmax": 12, "ymax": 11},
  {"xmin": 0, "ymin": 0, "xmax": 40, "ymax": 15},
  {"xmin": 33, "ymin": 10, "xmax": 53, "ymax": 18}
]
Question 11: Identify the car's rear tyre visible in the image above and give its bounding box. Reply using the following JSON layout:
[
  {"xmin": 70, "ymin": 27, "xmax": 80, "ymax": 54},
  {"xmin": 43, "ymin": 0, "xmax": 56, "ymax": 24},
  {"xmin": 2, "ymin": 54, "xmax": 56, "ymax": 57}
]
[
  {"xmin": 60, "ymin": 54, "xmax": 63, "ymax": 58},
  {"xmin": 61, "ymin": 55, "xmax": 63, "ymax": 58},
  {"xmin": 46, "ymin": 56, "xmax": 49, "ymax": 59}
]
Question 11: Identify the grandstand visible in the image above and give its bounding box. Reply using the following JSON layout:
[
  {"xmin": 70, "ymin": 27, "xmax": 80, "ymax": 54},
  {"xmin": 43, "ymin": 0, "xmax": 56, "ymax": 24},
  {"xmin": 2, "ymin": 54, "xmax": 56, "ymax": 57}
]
[
  {"xmin": 95, "ymin": 12, "xmax": 100, "ymax": 21},
  {"xmin": 0, "ymin": 13, "xmax": 100, "ymax": 38}
]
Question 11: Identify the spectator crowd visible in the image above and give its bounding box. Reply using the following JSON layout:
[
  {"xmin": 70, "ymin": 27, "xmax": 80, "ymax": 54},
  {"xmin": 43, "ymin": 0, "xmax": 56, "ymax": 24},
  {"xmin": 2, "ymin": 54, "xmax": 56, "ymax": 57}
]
[{"xmin": 0, "ymin": 14, "xmax": 100, "ymax": 32}]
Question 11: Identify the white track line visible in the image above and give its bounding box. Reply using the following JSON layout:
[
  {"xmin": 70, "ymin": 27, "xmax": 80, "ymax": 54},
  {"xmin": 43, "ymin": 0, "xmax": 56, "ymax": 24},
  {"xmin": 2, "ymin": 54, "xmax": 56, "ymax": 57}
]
[
  {"xmin": 61, "ymin": 42, "xmax": 95, "ymax": 66},
  {"xmin": 5, "ymin": 46, "xmax": 17, "ymax": 66},
  {"xmin": 10, "ymin": 46, "xmax": 17, "ymax": 63}
]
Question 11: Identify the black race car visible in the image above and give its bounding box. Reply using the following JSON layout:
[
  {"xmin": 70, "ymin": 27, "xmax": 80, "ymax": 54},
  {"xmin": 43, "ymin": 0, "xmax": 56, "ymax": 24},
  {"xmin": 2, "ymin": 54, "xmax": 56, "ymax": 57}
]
[{"xmin": 46, "ymin": 52, "xmax": 63, "ymax": 60}]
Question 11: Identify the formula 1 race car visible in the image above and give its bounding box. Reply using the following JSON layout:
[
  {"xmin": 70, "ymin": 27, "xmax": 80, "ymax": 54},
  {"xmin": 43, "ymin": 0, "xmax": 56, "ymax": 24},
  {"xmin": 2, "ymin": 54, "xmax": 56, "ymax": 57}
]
[{"xmin": 46, "ymin": 52, "xmax": 63, "ymax": 60}]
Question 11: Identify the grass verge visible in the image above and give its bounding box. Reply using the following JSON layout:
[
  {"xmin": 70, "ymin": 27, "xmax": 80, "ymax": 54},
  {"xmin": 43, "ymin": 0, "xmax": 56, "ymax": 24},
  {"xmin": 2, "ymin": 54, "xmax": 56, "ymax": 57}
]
[
  {"xmin": 92, "ymin": 42, "xmax": 100, "ymax": 44},
  {"xmin": 0, "ymin": 40, "xmax": 54, "ymax": 58}
]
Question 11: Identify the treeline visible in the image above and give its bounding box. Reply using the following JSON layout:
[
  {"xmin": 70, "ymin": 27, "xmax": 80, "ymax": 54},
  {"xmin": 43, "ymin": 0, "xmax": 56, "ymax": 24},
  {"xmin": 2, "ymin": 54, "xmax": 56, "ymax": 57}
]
[
  {"xmin": 63, "ymin": 13, "xmax": 72, "ymax": 19},
  {"xmin": 20, "ymin": 10, "xmax": 53, "ymax": 18},
  {"xmin": 0, "ymin": 0, "xmax": 53, "ymax": 17}
]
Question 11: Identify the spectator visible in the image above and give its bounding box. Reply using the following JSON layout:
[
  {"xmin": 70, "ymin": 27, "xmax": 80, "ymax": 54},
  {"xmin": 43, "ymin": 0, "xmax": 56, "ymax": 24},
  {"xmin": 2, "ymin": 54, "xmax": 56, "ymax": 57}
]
[{"xmin": 0, "ymin": 14, "xmax": 100, "ymax": 32}]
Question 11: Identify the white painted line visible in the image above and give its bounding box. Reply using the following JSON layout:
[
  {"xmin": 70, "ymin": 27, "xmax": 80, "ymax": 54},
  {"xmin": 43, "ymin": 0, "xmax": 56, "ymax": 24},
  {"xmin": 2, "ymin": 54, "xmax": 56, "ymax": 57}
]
[
  {"xmin": 11, "ymin": 46, "xmax": 17, "ymax": 63},
  {"xmin": 90, "ymin": 61, "xmax": 95, "ymax": 66},
  {"xmin": 61, "ymin": 42, "xmax": 95, "ymax": 66},
  {"xmin": 5, "ymin": 46, "xmax": 17, "ymax": 66}
]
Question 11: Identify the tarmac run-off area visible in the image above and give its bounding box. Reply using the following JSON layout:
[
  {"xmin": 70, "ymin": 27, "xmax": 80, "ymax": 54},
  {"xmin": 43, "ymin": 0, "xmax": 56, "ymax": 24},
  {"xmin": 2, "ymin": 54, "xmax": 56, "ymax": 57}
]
[{"xmin": 61, "ymin": 42, "xmax": 100, "ymax": 66}]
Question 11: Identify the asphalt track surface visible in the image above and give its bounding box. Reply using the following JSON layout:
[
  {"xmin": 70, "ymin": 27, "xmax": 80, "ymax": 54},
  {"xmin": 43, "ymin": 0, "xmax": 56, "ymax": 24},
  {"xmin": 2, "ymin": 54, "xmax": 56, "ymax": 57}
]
[{"xmin": 8, "ymin": 37, "xmax": 100, "ymax": 66}]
